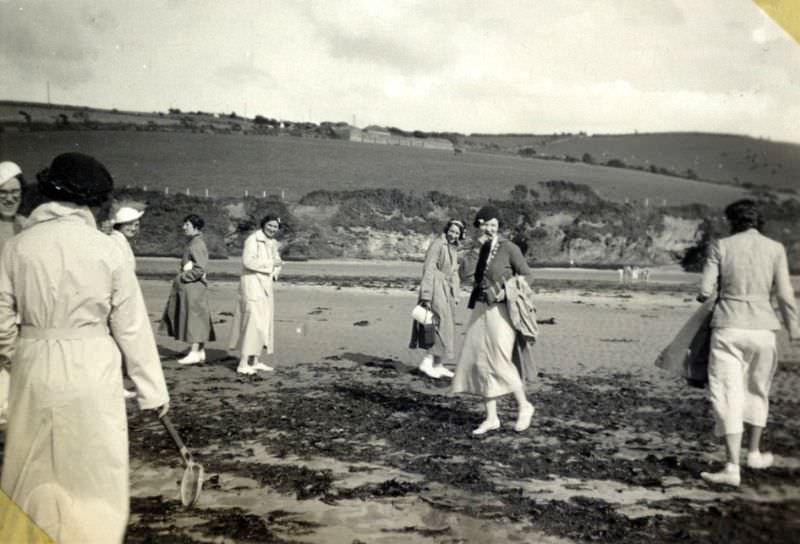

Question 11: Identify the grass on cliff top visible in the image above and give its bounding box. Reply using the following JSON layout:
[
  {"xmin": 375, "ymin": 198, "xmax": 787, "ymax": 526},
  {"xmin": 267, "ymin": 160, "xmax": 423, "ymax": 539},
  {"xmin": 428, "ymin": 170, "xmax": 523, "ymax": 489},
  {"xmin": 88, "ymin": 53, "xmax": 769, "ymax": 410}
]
[{"xmin": 2, "ymin": 130, "xmax": 749, "ymax": 206}]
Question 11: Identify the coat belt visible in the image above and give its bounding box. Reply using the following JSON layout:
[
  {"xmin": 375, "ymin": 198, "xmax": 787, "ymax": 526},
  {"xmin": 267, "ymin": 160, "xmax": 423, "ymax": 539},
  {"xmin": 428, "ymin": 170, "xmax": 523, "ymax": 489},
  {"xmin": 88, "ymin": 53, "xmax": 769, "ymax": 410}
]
[{"xmin": 19, "ymin": 325, "xmax": 110, "ymax": 340}]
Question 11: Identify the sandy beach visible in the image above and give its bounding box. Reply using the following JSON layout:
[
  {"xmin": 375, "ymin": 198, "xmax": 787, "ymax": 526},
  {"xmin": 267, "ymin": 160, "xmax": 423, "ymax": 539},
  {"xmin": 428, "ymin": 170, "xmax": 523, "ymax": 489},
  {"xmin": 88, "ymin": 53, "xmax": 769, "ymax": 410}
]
[{"xmin": 108, "ymin": 274, "xmax": 800, "ymax": 543}]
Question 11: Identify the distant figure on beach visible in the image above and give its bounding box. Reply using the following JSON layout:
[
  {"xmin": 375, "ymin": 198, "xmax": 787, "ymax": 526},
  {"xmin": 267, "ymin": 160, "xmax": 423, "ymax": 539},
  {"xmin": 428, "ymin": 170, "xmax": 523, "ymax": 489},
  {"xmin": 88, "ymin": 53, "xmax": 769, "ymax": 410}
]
[
  {"xmin": 410, "ymin": 218, "xmax": 464, "ymax": 379},
  {"xmin": 617, "ymin": 268, "xmax": 624, "ymax": 283},
  {"xmin": 0, "ymin": 153, "xmax": 169, "ymax": 543},
  {"xmin": 229, "ymin": 215, "xmax": 283, "ymax": 375},
  {"xmin": 452, "ymin": 206, "xmax": 537, "ymax": 435},
  {"xmin": 640, "ymin": 267, "xmax": 650, "ymax": 283},
  {"xmin": 697, "ymin": 199, "xmax": 800, "ymax": 487},
  {"xmin": 0, "ymin": 161, "xmax": 26, "ymax": 427},
  {"xmin": 159, "ymin": 214, "xmax": 216, "ymax": 364}
]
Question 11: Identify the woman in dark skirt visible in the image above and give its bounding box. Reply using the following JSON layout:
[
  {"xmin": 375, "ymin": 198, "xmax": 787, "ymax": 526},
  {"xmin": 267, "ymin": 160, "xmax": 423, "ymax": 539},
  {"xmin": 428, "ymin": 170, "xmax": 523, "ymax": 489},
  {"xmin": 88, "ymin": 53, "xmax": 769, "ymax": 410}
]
[{"xmin": 159, "ymin": 214, "xmax": 216, "ymax": 364}]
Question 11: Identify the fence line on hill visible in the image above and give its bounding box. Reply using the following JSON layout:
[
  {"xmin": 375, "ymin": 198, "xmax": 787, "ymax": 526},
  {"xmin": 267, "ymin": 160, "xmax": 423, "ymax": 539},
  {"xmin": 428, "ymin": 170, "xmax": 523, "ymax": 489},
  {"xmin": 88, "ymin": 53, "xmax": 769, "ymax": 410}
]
[{"xmin": 120, "ymin": 184, "xmax": 286, "ymax": 200}]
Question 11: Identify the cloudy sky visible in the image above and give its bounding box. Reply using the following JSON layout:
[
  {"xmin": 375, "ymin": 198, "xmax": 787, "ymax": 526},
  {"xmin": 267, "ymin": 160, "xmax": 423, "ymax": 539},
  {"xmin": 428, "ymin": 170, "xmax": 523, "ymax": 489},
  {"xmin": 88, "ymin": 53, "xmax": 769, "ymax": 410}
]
[{"xmin": 1, "ymin": 0, "xmax": 799, "ymax": 142}]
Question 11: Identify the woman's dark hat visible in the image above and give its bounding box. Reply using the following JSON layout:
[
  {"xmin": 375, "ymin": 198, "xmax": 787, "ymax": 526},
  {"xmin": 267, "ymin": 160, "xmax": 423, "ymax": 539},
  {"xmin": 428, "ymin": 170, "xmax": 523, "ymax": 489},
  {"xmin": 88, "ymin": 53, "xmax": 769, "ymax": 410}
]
[
  {"xmin": 473, "ymin": 205, "xmax": 500, "ymax": 227},
  {"xmin": 37, "ymin": 152, "xmax": 114, "ymax": 206}
]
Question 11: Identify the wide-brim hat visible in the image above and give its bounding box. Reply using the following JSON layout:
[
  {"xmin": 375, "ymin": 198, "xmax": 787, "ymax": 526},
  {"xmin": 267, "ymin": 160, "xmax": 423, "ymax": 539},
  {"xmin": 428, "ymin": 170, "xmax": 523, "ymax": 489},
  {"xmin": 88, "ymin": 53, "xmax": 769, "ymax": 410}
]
[
  {"xmin": 0, "ymin": 161, "xmax": 22, "ymax": 187},
  {"xmin": 37, "ymin": 152, "xmax": 113, "ymax": 206},
  {"xmin": 112, "ymin": 206, "xmax": 144, "ymax": 225}
]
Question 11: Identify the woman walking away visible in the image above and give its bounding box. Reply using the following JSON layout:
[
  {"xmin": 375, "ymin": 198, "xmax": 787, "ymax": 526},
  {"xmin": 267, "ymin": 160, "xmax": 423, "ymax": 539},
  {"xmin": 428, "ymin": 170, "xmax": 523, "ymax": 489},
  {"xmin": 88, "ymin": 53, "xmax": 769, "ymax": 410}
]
[
  {"xmin": 0, "ymin": 160, "xmax": 27, "ymax": 428},
  {"xmin": 452, "ymin": 206, "xmax": 536, "ymax": 435},
  {"xmin": 229, "ymin": 215, "xmax": 283, "ymax": 375},
  {"xmin": 698, "ymin": 199, "xmax": 800, "ymax": 487},
  {"xmin": 159, "ymin": 214, "xmax": 216, "ymax": 364},
  {"xmin": 0, "ymin": 152, "xmax": 169, "ymax": 543},
  {"xmin": 411, "ymin": 218, "xmax": 464, "ymax": 378}
]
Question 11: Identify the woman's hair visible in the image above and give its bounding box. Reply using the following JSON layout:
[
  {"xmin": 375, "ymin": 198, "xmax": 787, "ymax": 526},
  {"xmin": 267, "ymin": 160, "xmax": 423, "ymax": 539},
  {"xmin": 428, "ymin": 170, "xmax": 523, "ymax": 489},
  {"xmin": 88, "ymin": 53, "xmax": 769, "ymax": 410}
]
[
  {"xmin": 183, "ymin": 214, "xmax": 205, "ymax": 230},
  {"xmin": 473, "ymin": 205, "xmax": 501, "ymax": 228},
  {"xmin": 724, "ymin": 199, "xmax": 763, "ymax": 233},
  {"xmin": 443, "ymin": 219, "xmax": 466, "ymax": 240},
  {"xmin": 260, "ymin": 214, "xmax": 281, "ymax": 229}
]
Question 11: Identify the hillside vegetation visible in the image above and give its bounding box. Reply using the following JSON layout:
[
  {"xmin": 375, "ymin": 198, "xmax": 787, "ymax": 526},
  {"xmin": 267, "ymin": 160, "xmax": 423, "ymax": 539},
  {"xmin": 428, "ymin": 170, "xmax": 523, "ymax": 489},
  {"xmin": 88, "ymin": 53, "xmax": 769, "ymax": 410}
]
[{"xmin": 18, "ymin": 183, "xmax": 799, "ymax": 272}]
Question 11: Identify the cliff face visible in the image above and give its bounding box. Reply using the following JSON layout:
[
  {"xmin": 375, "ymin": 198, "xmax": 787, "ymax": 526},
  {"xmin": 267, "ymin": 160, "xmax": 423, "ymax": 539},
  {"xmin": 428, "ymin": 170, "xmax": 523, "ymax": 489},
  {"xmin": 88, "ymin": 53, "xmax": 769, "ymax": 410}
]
[
  {"xmin": 304, "ymin": 214, "xmax": 704, "ymax": 265},
  {"xmin": 97, "ymin": 185, "xmax": 796, "ymax": 270}
]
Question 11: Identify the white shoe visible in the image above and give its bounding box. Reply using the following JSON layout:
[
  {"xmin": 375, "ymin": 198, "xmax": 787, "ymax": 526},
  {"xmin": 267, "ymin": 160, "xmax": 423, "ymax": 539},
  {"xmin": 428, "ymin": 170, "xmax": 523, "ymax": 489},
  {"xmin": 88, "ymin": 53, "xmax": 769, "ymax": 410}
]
[
  {"xmin": 746, "ymin": 451, "xmax": 774, "ymax": 470},
  {"xmin": 433, "ymin": 365, "xmax": 454, "ymax": 378},
  {"xmin": 123, "ymin": 389, "xmax": 137, "ymax": 399},
  {"xmin": 236, "ymin": 364, "xmax": 256, "ymax": 375},
  {"xmin": 472, "ymin": 418, "xmax": 501, "ymax": 436},
  {"xmin": 419, "ymin": 356, "xmax": 439, "ymax": 378},
  {"xmin": 514, "ymin": 402, "xmax": 535, "ymax": 432},
  {"xmin": 252, "ymin": 362, "xmax": 274, "ymax": 372},
  {"xmin": 178, "ymin": 350, "xmax": 205, "ymax": 365},
  {"xmin": 700, "ymin": 463, "xmax": 741, "ymax": 487}
]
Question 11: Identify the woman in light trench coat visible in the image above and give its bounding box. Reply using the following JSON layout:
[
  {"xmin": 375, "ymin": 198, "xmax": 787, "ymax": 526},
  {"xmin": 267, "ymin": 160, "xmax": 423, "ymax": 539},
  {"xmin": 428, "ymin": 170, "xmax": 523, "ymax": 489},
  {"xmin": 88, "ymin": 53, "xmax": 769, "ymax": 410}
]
[
  {"xmin": 410, "ymin": 219, "xmax": 464, "ymax": 378},
  {"xmin": 229, "ymin": 215, "xmax": 283, "ymax": 375},
  {"xmin": 0, "ymin": 153, "xmax": 169, "ymax": 543}
]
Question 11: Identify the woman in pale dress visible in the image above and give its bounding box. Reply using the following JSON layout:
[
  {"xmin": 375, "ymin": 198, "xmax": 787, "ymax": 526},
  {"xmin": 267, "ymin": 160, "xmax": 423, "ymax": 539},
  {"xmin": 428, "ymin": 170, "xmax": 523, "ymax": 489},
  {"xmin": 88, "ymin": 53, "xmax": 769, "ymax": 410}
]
[
  {"xmin": 451, "ymin": 206, "xmax": 535, "ymax": 435},
  {"xmin": 410, "ymin": 218, "xmax": 464, "ymax": 378},
  {"xmin": 159, "ymin": 214, "xmax": 216, "ymax": 364},
  {"xmin": 229, "ymin": 215, "xmax": 283, "ymax": 375}
]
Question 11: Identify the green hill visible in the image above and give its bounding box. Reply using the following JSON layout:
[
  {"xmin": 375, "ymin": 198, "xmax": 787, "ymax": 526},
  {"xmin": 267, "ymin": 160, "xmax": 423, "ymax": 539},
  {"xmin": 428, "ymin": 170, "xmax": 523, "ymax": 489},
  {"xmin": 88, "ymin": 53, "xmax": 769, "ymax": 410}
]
[
  {"xmin": 2, "ymin": 130, "xmax": 751, "ymax": 207},
  {"xmin": 467, "ymin": 132, "xmax": 800, "ymax": 193}
]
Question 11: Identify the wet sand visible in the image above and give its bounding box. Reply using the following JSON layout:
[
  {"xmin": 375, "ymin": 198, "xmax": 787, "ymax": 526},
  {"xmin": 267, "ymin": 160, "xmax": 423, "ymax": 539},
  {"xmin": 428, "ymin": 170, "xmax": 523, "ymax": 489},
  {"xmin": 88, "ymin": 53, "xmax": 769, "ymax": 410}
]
[{"xmin": 120, "ymin": 278, "xmax": 800, "ymax": 543}]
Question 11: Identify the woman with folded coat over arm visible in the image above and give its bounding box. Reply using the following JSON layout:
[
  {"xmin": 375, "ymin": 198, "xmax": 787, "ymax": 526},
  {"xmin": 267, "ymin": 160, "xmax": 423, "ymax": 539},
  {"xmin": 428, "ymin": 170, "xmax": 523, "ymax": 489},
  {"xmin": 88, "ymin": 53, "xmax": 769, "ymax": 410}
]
[
  {"xmin": 697, "ymin": 198, "xmax": 800, "ymax": 487},
  {"xmin": 451, "ymin": 205, "xmax": 535, "ymax": 435}
]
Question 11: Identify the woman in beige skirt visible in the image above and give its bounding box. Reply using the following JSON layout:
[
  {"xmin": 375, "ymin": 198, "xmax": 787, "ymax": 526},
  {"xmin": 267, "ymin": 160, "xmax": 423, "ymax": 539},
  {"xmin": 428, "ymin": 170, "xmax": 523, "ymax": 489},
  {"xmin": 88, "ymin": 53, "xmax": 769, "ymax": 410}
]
[
  {"xmin": 452, "ymin": 206, "xmax": 535, "ymax": 435},
  {"xmin": 698, "ymin": 199, "xmax": 800, "ymax": 487}
]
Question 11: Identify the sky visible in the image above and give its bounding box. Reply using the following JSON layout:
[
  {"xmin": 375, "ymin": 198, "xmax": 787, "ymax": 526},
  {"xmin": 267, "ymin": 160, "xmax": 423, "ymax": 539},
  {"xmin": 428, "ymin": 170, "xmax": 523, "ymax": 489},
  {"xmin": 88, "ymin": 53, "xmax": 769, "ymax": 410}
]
[{"xmin": 1, "ymin": 0, "xmax": 799, "ymax": 142}]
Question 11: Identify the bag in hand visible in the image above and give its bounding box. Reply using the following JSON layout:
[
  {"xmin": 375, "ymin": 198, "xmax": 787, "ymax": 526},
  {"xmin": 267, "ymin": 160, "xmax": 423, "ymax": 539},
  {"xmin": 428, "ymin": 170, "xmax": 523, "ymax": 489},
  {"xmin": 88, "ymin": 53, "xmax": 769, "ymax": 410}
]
[{"xmin": 415, "ymin": 321, "xmax": 437, "ymax": 349}]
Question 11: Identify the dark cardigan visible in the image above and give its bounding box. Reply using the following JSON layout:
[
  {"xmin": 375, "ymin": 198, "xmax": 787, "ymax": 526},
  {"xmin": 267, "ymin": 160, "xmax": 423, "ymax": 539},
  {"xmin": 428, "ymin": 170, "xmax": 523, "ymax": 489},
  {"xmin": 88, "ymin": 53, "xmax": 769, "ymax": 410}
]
[{"xmin": 468, "ymin": 238, "xmax": 531, "ymax": 309}]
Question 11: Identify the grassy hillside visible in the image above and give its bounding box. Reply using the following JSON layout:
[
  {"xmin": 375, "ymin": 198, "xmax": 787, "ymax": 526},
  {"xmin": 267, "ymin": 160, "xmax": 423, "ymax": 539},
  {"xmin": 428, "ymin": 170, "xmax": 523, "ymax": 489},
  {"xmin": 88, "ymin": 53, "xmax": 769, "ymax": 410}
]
[
  {"xmin": 467, "ymin": 132, "xmax": 800, "ymax": 192},
  {"xmin": 1, "ymin": 130, "xmax": 751, "ymax": 206}
]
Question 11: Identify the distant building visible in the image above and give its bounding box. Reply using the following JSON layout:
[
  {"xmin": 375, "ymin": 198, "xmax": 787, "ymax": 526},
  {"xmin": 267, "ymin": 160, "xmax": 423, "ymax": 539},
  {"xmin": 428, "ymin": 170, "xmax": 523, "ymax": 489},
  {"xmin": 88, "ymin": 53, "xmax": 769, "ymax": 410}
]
[{"xmin": 342, "ymin": 127, "xmax": 454, "ymax": 152}]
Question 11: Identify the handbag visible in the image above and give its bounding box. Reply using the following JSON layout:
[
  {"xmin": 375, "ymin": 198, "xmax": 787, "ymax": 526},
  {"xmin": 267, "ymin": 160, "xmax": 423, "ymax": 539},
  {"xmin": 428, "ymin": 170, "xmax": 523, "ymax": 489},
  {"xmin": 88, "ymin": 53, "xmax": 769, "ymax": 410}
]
[{"xmin": 416, "ymin": 321, "xmax": 437, "ymax": 349}]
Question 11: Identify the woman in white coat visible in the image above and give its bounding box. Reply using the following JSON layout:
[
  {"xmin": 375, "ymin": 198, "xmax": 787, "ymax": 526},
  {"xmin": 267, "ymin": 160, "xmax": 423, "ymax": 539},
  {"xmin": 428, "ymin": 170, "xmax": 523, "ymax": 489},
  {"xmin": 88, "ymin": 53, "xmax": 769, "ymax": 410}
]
[
  {"xmin": 0, "ymin": 153, "xmax": 170, "ymax": 543},
  {"xmin": 229, "ymin": 215, "xmax": 283, "ymax": 375}
]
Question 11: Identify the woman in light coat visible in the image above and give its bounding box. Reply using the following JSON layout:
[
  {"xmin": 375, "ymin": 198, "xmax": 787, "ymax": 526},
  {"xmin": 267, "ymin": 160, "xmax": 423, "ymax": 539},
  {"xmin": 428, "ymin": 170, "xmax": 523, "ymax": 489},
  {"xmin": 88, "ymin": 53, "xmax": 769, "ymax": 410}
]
[
  {"xmin": 0, "ymin": 152, "xmax": 169, "ymax": 543},
  {"xmin": 452, "ymin": 206, "xmax": 535, "ymax": 435},
  {"xmin": 229, "ymin": 215, "xmax": 283, "ymax": 375},
  {"xmin": 108, "ymin": 204, "xmax": 144, "ymax": 272},
  {"xmin": 0, "ymin": 160, "xmax": 27, "ymax": 428},
  {"xmin": 698, "ymin": 199, "xmax": 800, "ymax": 487},
  {"xmin": 159, "ymin": 214, "xmax": 216, "ymax": 364},
  {"xmin": 410, "ymin": 219, "xmax": 464, "ymax": 378}
]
